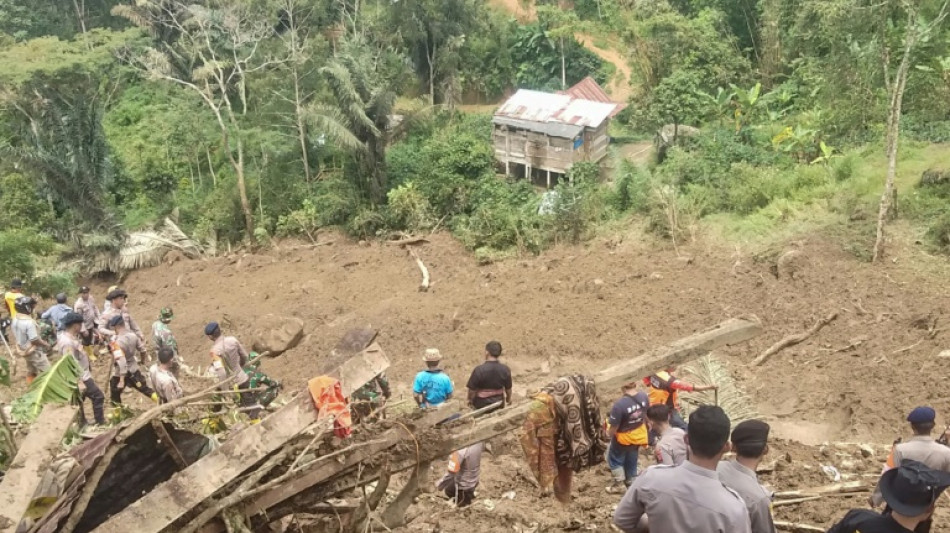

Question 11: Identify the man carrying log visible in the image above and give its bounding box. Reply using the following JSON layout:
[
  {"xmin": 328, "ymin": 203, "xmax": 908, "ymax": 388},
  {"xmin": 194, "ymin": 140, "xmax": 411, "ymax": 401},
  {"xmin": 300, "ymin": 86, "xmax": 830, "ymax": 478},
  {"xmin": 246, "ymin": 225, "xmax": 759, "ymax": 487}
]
[
  {"xmin": 613, "ymin": 405, "xmax": 751, "ymax": 533},
  {"xmin": 606, "ymin": 382, "xmax": 650, "ymax": 493},
  {"xmin": 646, "ymin": 405, "xmax": 687, "ymax": 466},
  {"xmin": 205, "ymin": 321, "xmax": 262, "ymax": 421},
  {"xmin": 56, "ymin": 311, "xmax": 106, "ymax": 426},
  {"xmin": 466, "ymin": 340, "xmax": 511, "ymax": 413},
  {"xmin": 830, "ymin": 460, "xmax": 950, "ymax": 533},
  {"xmin": 108, "ymin": 315, "xmax": 158, "ymax": 405},
  {"xmin": 717, "ymin": 420, "xmax": 776, "ymax": 533},
  {"xmin": 642, "ymin": 364, "xmax": 717, "ymax": 430},
  {"xmin": 149, "ymin": 347, "xmax": 183, "ymax": 404}
]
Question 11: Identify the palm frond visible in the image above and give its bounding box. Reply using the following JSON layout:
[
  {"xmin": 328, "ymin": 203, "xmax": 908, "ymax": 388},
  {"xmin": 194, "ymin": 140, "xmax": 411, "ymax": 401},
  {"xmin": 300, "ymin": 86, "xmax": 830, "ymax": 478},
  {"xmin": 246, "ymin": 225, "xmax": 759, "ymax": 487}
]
[
  {"xmin": 10, "ymin": 354, "xmax": 81, "ymax": 424},
  {"xmin": 679, "ymin": 355, "xmax": 758, "ymax": 424},
  {"xmin": 84, "ymin": 218, "xmax": 202, "ymax": 275},
  {"xmin": 307, "ymin": 105, "xmax": 368, "ymax": 155}
]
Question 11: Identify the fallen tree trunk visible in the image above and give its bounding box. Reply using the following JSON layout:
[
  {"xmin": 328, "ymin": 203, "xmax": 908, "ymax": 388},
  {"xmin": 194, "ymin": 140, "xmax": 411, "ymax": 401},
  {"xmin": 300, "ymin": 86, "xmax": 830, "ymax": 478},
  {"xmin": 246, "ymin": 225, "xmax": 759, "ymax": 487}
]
[
  {"xmin": 230, "ymin": 318, "xmax": 763, "ymax": 526},
  {"xmin": 751, "ymin": 312, "xmax": 837, "ymax": 366},
  {"xmin": 95, "ymin": 342, "xmax": 390, "ymax": 533},
  {"xmin": 773, "ymin": 481, "xmax": 870, "ymax": 499},
  {"xmin": 0, "ymin": 405, "xmax": 78, "ymax": 533}
]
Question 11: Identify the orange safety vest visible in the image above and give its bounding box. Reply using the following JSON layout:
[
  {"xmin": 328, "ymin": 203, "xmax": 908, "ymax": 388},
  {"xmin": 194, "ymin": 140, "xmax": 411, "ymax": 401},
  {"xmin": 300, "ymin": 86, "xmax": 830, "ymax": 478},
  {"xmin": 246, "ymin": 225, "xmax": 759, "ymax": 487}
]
[{"xmin": 644, "ymin": 371, "xmax": 681, "ymax": 410}]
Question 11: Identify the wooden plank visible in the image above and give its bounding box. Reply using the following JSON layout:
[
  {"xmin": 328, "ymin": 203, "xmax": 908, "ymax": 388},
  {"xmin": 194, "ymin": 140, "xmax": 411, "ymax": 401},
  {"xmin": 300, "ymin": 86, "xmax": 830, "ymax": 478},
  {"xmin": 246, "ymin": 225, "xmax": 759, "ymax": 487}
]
[
  {"xmin": 0, "ymin": 405, "xmax": 78, "ymax": 533},
  {"xmin": 96, "ymin": 347, "xmax": 389, "ymax": 533},
  {"xmin": 239, "ymin": 319, "xmax": 762, "ymax": 520}
]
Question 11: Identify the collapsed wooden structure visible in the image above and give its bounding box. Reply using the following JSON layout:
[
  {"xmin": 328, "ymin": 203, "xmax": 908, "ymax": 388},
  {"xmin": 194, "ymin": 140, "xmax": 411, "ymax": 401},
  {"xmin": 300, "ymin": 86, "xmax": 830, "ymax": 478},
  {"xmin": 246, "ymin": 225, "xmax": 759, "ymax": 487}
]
[{"xmin": 10, "ymin": 319, "xmax": 762, "ymax": 532}]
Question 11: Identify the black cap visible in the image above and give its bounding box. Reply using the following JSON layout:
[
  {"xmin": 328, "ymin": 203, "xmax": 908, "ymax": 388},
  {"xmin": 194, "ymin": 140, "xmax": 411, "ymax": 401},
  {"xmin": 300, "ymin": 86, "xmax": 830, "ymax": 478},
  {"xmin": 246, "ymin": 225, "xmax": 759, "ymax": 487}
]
[
  {"xmin": 107, "ymin": 315, "xmax": 125, "ymax": 328},
  {"xmin": 731, "ymin": 419, "xmax": 771, "ymax": 447},
  {"xmin": 10, "ymin": 278, "xmax": 22, "ymax": 288},
  {"xmin": 105, "ymin": 289, "xmax": 127, "ymax": 301},
  {"xmin": 204, "ymin": 322, "xmax": 220, "ymax": 336},
  {"xmin": 62, "ymin": 312, "xmax": 84, "ymax": 327},
  {"xmin": 79, "ymin": 286, "xmax": 90, "ymax": 293},
  {"xmin": 880, "ymin": 459, "xmax": 950, "ymax": 516}
]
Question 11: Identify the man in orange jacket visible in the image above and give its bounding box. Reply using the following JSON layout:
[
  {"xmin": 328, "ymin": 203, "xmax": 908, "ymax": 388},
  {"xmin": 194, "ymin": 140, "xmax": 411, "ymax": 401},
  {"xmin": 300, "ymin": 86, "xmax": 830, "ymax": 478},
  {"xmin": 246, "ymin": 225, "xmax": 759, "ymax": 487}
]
[
  {"xmin": 643, "ymin": 364, "xmax": 718, "ymax": 430},
  {"xmin": 606, "ymin": 382, "xmax": 650, "ymax": 493}
]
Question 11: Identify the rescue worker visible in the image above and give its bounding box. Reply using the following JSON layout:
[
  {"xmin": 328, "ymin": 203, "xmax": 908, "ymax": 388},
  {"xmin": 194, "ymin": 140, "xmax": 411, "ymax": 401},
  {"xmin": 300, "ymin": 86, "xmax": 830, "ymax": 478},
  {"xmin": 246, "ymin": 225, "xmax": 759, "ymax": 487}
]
[
  {"xmin": 466, "ymin": 341, "xmax": 512, "ymax": 413},
  {"xmin": 149, "ymin": 346, "xmax": 183, "ymax": 404},
  {"xmin": 244, "ymin": 351, "xmax": 282, "ymax": 408},
  {"xmin": 102, "ymin": 285, "xmax": 118, "ymax": 313},
  {"xmin": 152, "ymin": 307, "xmax": 181, "ymax": 375},
  {"xmin": 4, "ymin": 278, "xmax": 23, "ymax": 318},
  {"xmin": 37, "ymin": 318, "xmax": 58, "ymax": 357},
  {"xmin": 872, "ymin": 407, "xmax": 950, "ymax": 513},
  {"xmin": 718, "ymin": 419, "xmax": 776, "ymax": 533},
  {"xmin": 55, "ymin": 312, "xmax": 105, "ymax": 426},
  {"xmin": 413, "ymin": 348, "xmax": 454, "ymax": 409},
  {"xmin": 646, "ymin": 404, "xmax": 687, "ymax": 466},
  {"xmin": 437, "ymin": 441, "xmax": 485, "ymax": 508},
  {"xmin": 41, "ymin": 293, "xmax": 72, "ymax": 331},
  {"xmin": 74, "ymin": 286, "xmax": 100, "ymax": 361},
  {"xmin": 642, "ymin": 364, "xmax": 718, "ymax": 430},
  {"xmin": 351, "ymin": 372, "xmax": 391, "ymax": 423},
  {"xmin": 830, "ymin": 460, "xmax": 950, "ymax": 533},
  {"xmin": 613, "ymin": 405, "xmax": 752, "ymax": 533},
  {"xmin": 107, "ymin": 315, "xmax": 158, "ymax": 405},
  {"xmin": 12, "ymin": 296, "xmax": 51, "ymax": 383},
  {"xmin": 99, "ymin": 288, "xmax": 146, "ymax": 350},
  {"xmin": 205, "ymin": 321, "xmax": 261, "ymax": 420},
  {"xmin": 606, "ymin": 382, "xmax": 650, "ymax": 493}
]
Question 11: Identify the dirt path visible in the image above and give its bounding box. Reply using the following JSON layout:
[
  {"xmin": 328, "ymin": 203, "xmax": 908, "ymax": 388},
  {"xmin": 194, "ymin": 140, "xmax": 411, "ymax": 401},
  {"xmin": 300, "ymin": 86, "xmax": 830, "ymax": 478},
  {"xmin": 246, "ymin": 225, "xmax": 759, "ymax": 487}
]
[{"xmin": 488, "ymin": 0, "xmax": 633, "ymax": 100}]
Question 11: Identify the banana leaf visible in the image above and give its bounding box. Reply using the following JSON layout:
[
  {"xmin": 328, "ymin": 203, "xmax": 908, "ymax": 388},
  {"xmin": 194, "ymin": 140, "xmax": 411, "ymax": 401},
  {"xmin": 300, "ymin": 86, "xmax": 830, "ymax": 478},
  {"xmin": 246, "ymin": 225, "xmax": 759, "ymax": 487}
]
[{"xmin": 10, "ymin": 355, "xmax": 81, "ymax": 424}]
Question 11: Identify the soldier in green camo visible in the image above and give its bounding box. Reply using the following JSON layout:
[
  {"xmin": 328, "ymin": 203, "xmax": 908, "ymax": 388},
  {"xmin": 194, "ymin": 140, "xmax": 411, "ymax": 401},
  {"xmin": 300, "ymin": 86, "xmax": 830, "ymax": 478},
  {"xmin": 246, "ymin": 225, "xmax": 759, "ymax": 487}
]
[
  {"xmin": 243, "ymin": 352, "xmax": 282, "ymax": 408},
  {"xmin": 351, "ymin": 372, "xmax": 392, "ymax": 424},
  {"xmin": 152, "ymin": 308, "xmax": 181, "ymax": 376},
  {"xmin": 38, "ymin": 318, "xmax": 58, "ymax": 360}
]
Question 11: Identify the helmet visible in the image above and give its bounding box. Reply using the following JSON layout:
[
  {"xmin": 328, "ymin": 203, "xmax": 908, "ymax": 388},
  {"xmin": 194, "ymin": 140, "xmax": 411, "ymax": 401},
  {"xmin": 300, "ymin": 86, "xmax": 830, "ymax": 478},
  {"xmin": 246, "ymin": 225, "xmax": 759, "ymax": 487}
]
[
  {"xmin": 13, "ymin": 296, "xmax": 36, "ymax": 315},
  {"xmin": 62, "ymin": 312, "xmax": 84, "ymax": 328},
  {"xmin": 55, "ymin": 292, "xmax": 67, "ymax": 304},
  {"xmin": 159, "ymin": 307, "xmax": 174, "ymax": 322}
]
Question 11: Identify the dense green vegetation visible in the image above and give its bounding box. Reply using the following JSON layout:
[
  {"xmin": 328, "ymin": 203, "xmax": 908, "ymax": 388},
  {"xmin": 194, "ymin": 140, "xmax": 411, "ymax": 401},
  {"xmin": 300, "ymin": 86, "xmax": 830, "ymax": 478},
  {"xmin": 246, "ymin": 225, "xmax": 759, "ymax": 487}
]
[{"xmin": 1, "ymin": 0, "xmax": 950, "ymax": 279}]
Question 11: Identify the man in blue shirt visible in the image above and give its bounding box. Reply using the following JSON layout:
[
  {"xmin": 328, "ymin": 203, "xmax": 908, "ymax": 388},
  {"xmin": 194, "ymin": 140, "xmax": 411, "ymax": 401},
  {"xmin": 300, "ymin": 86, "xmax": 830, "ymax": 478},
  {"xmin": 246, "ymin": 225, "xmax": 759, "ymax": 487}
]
[
  {"xmin": 413, "ymin": 348, "xmax": 454, "ymax": 408},
  {"xmin": 41, "ymin": 293, "xmax": 73, "ymax": 331}
]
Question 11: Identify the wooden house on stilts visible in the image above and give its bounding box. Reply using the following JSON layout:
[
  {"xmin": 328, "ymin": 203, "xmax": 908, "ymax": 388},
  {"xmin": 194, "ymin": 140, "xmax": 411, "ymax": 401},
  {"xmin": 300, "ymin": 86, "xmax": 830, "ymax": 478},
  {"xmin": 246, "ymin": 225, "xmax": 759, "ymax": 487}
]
[{"xmin": 492, "ymin": 77, "xmax": 624, "ymax": 187}]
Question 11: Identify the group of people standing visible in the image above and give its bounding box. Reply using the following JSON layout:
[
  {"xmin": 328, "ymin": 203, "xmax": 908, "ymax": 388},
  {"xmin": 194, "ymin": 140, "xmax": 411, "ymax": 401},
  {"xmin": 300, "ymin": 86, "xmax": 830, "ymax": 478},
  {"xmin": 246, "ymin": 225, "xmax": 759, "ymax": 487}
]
[{"xmin": 2, "ymin": 279, "xmax": 274, "ymax": 428}]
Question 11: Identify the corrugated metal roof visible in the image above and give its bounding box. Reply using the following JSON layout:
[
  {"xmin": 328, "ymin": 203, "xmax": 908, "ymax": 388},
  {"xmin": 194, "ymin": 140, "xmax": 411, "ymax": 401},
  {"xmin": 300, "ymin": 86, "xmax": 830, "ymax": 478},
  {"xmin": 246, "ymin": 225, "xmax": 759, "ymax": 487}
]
[
  {"xmin": 559, "ymin": 77, "xmax": 627, "ymax": 117},
  {"xmin": 493, "ymin": 116, "xmax": 584, "ymax": 138},
  {"xmin": 493, "ymin": 87, "xmax": 618, "ymax": 136}
]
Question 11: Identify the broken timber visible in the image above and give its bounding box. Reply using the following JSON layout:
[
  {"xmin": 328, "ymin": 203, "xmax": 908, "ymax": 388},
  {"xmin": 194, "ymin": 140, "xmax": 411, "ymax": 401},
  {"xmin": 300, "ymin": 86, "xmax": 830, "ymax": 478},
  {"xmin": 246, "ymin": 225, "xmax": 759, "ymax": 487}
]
[
  {"xmin": 95, "ymin": 341, "xmax": 390, "ymax": 533},
  {"xmin": 0, "ymin": 405, "xmax": 78, "ymax": 533},
  {"xmin": 225, "ymin": 318, "xmax": 763, "ymax": 527}
]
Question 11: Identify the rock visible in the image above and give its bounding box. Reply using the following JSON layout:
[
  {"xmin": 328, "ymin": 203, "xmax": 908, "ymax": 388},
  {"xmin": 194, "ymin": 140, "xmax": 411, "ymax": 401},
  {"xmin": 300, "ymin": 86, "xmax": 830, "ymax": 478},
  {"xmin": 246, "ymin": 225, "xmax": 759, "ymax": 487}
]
[
  {"xmin": 249, "ymin": 314, "xmax": 305, "ymax": 356},
  {"xmin": 938, "ymin": 350, "xmax": 950, "ymax": 359},
  {"xmin": 859, "ymin": 444, "xmax": 875, "ymax": 458},
  {"xmin": 776, "ymin": 249, "xmax": 808, "ymax": 280}
]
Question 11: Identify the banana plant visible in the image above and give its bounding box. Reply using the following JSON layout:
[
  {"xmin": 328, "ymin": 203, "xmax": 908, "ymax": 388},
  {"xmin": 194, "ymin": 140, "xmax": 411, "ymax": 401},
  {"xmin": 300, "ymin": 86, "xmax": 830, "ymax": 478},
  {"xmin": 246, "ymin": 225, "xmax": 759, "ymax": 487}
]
[
  {"xmin": 729, "ymin": 82, "xmax": 762, "ymax": 132},
  {"xmin": 10, "ymin": 354, "xmax": 81, "ymax": 424},
  {"xmin": 701, "ymin": 87, "xmax": 736, "ymax": 125},
  {"xmin": 810, "ymin": 141, "xmax": 837, "ymax": 165}
]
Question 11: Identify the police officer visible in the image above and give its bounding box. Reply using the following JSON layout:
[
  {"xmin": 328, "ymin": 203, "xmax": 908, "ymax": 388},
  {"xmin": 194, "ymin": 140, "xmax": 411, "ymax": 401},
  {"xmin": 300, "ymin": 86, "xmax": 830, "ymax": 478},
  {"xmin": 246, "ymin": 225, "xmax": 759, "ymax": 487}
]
[
  {"xmin": 613, "ymin": 405, "xmax": 751, "ymax": 533},
  {"xmin": 871, "ymin": 406, "xmax": 950, "ymax": 509},
  {"xmin": 718, "ymin": 420, "xmax": 776, "ymax": 533}
]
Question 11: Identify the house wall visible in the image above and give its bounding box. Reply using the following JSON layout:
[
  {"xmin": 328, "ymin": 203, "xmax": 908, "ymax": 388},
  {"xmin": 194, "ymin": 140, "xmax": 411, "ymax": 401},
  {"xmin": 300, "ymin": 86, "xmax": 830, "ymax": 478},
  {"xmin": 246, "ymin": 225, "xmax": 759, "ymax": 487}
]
[{"xmin": 493, "ymin": 119, "xmax": 610, "ymax": 177}]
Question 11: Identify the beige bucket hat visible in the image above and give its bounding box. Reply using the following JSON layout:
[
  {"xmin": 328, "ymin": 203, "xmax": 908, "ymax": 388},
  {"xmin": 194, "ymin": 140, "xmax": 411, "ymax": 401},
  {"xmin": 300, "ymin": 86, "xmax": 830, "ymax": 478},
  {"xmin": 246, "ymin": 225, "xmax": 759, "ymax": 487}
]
[{"xmin": 423, "ymin": 348, "xmax": 443, "ymax": 362}]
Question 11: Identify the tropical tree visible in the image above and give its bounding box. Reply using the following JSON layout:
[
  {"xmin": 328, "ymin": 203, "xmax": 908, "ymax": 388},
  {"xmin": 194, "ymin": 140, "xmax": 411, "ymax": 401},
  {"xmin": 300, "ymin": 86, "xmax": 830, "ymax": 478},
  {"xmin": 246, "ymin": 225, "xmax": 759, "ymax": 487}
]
[
  {"xmin": 115, "ymin": 0, "xmax": 287, "ymax": 243},
  {"xmin": 307, "ymin": 36, "xmax": 406, "ymax": 205}
]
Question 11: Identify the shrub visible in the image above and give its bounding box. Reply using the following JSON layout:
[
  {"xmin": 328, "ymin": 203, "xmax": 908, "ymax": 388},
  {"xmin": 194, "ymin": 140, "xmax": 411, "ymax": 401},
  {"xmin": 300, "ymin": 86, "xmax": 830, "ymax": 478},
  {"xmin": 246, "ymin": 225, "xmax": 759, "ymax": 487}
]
[
  {"xmin": 0, "ymin": 230, "xmax": 56, "ymax": 283},
  {"xmin": 387, "ymin": 182, "xmax": 434, "ymax": 232}
]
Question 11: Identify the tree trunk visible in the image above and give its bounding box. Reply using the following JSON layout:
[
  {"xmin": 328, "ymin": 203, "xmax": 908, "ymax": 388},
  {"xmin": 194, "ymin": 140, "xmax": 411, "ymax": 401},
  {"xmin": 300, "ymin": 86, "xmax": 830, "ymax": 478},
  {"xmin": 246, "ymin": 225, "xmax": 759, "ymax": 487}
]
[
  {"xmin": 234, "ymin": 138, "xmax": 256, "ymax": 242},
  {"xmin": 560, "ymin": 37, "xmax": 567, "ymax": 89},
  {"xmin": 293, "ymin": 71, "xmax": 311, "ymax": 182},
  {"xmin": 873, "ymin": 15, "xmax": 917, "ymax": 263}
]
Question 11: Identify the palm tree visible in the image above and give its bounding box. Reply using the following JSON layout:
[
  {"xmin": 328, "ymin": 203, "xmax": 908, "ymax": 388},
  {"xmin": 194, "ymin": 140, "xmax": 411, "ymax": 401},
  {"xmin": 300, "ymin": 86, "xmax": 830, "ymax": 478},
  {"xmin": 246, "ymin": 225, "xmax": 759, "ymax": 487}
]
[{"xmin": 307, "ymin": 36, "xmax": 402, "ymax": 205}]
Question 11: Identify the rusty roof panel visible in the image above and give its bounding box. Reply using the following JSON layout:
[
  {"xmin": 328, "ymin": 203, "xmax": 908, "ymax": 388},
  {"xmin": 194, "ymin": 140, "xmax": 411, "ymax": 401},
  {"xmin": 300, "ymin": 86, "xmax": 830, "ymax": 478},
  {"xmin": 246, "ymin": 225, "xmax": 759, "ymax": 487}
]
[{"xmin": 494, "ymin": 87, "xmax": 618, "ymax": 133}]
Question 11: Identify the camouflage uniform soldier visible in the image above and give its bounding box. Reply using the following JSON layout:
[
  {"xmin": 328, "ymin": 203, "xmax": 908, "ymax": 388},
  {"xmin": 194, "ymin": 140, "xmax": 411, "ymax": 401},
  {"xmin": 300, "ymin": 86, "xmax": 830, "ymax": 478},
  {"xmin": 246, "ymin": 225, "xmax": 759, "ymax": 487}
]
[
  {"xmin": 351, "ymin": 373, "xmax": 391, "ymax": 424},
  {"xmin": 244, "ymin": 352, "xmax": 282, "ymax": 408},
  {"xmin": 37, "ymin": 318, "xmax": 58, "ymax": 360},
  {"xmin": 152, "ymin": 307, "xmax": 181, "ymax": 376}
]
